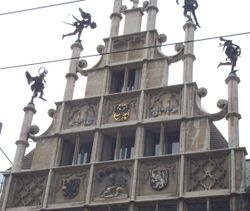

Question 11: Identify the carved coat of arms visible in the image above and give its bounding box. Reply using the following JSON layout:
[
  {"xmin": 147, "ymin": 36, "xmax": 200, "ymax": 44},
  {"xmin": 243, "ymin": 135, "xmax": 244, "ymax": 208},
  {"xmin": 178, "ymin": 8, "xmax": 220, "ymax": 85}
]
[
  {"xmin": 113, "ymin": 104, "xmax": 130, "ymax": 122},
  {"xmin": 150, "ymin": 169, "xmax": 169, "ymax": 191},
  {"xmin": 62, "ymin": 178, "xmax": 80, "ymax": 199}
]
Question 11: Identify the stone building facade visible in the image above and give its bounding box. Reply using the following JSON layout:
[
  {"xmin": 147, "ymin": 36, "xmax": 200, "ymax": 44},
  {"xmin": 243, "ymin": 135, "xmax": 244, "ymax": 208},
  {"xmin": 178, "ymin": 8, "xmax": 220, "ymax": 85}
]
[{"xmin": 0, "ymin": 0, "xmax": 249, "ymax": 211}]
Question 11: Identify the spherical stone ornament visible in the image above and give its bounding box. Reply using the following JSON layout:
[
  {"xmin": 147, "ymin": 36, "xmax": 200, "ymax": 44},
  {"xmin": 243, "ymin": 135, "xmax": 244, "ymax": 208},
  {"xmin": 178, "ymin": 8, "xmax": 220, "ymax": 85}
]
[
  {"xmin": 48, "ymin": 109, "xmax": 56, "ymax": 118},
  {"xmin": 29, "ymin": 125, "xmax": 40, "ymax": 135},
  {"xmin": 78, "ymin": 59, "xmax": 88, "ymax": 69},
  {"xmin": 96, "ymin": 45, "xmax": 105, "ymax": 54},
  {"xmin": 197, "ymin": 87, "xmax": 208, "ymax": 98},
  {"xmin": 158, "ymin": 34, "xmax": 167, "ymax": 44},
  {"xmin": 217, "ymin": 99, "xmax": 228, "ymax": 109}
]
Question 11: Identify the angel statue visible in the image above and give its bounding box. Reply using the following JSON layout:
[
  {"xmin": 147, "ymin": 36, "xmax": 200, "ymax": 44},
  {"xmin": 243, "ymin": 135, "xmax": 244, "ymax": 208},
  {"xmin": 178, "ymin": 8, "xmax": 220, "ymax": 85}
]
[
  {"xmin": 62, "ymin": 8, "xmax": 96, "ymax": 41},
  {"xmin": 25, "ymin": 67, "xmax": 48, "ymax": 104},
  {"xmin": 176, "ymin": 0, "xmax": 200, "ymax": 28},
  {"xmin": 217, "ymin": 37, "xmax": 241, "ymax": 73}
]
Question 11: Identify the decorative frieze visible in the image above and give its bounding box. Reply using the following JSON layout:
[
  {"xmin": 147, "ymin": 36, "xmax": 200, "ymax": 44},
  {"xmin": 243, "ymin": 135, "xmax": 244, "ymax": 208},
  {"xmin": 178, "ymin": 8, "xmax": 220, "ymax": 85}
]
[
  {"xmin": 138, "ymin": 158, "xmax": 179, "ymax": 196},
  {"xmin": 64, "ymin": 100, "xmax": 99, "ymax": 129},
  {"xmin": 7, "ymin": 172, "xmax": 48, "ymax": 208},
  {"xmin": 48, "ymin": 168, "xmax": 89, "ymax": 204},
  {"xmin": 187, "ymin": 154, "xmax": 228, "ymax": 191},
  {"xmin": 93, "ymin": 164, "xmax": 133, "ymax": 201},
  {"xmin": 147, "ymin": 90, "xmax": 181, "ymax": 118}
]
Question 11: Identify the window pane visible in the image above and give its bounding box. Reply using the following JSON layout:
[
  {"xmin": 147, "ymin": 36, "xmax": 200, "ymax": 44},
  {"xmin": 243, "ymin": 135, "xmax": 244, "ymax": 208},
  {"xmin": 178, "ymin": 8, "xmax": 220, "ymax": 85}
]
[
  {"xmin": 77, "ymin": 141, "xmax": 92, "ymax": 164},
  {"xmin": 165, "ymin": 131, "xmax": 180, "ymax": 154},
  {"xmin": 60, "ymin": 140, "xmax": 74, "ymax": 166},
  {"xmin": 111, "ymin": 71, "xmax": 124, "ymax": 93},
  {"xmin": 101, "ymin": 135, "xmax": 116, "ymax": 161},
  {"xmin": 138, "ymin": 207, "xmax": 155, "ymax": 211},
  {"xmin": 112, "ymin": 208, "xmax": 128, "ymax": 211},
  {"xmin": 144, "ymin": 129, "xmax": 160, "ymax": 156},
  {"xmin": 210, "ymin": 200, "xmax": 229, "ymax": 211},
  {"xmin": 159, "ymin": 204, "xmax": 177, "ymax": 211},
  {"xmin": 127, "ymin": 69, "xmax": 136, "ymax": 91},
  {"xmin": 188, "ymin": 202, "xmax": 206, "ymax": 211},
  {"xmin": 119, "ymin": 136, "xmax": 135, "ymax": 160}
]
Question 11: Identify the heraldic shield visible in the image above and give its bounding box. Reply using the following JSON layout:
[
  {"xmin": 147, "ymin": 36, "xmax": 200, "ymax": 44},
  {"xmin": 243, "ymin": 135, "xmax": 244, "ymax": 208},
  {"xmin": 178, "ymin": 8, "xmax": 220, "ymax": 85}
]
[
  {"xmin": 62, "ymin": 178, "xmax": 81, "ymax": 199},
  {"xmin": 150, "ymin": 169, "xmax": 169, "ymax": 191}
]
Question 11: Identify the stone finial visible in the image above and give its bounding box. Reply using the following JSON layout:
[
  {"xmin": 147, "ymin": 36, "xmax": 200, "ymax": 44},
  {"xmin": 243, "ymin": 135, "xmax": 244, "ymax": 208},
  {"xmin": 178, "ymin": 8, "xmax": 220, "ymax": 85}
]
[
  {"xmin": 131, "ymin": 0, "xmax": 139, "ymax": 8},
  {"xmin": 217, "ymin": 99, "xmax": 228, "ymax": 109},
  {"xmin": 96, "ymin": 45, "xmax": 105, "ymax": 54},
  {"xmin": 48, "ymin": 109, "xmax": 56, "ymax": 118},
  {"xmin": 197, "ymin": 87, "xmax": 207, "ymax": 98},
  {"xmin": 158, "ymin": 34, "xmax": 167, "ymax": 44}
]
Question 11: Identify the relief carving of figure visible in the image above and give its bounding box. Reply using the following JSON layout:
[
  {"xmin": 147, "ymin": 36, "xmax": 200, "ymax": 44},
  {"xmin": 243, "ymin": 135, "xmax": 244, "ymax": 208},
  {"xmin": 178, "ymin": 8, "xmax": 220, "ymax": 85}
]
[
  {"xmin": 149, "ymin": 93, "xmax": 179, "ymax": 117},
  {"xmin": 100, "ymin": 174, "xmax": 128, "ymax": 198},
  {"xmin": 150, "ymin": 169, "xmax": 169, "ymax": 191},
  {"xmin": 68, "ymin": 104, "xmax": 95, "ymax": 127}
]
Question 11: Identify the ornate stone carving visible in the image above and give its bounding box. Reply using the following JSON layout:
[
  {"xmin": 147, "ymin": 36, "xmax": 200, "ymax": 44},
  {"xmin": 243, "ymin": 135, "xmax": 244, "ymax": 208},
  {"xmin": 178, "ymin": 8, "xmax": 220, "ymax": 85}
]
[
  {"xmin": 142, "ymin": 160, "xmax": 176, "ymax": 192},
  {"xmin": 62, "ymin": 178, "xmax": 80, "ymax": 199},
  {"xmin": 48, "ymin": 108, "xmax": 56, "ymax": 118},
  {"xmin": 149, "ymin": 91, "xmax": 180, "ymax": 118},
  {"xmin": 67, "ymin": 102, "xmax": 97, "ymax": 127},
  {"xmin": 104, "ymin": 96, "xmax": 137, "ymax": 123},
  {"xmin": 113, "ymin": 103, "xmax": 130, "ymax": 122},
  {"xmin": 150, "ymin": 168, "xmax": 169, "ymax": 191},
  {"xmin": 189, "ymin": 155, "xmax": 228, "ymax": 191},
  {"xmin": 96, "ymin": 45, "xmax": 105, "ymax": 54},
  {"xmin": 9, "ymin": 174, "xmax": 47, "ymax": 207},
  {"xmin": 217, "ymin": 99, "xmax": 228, "ymax": 109},
  {"xmin": 94, "ymin": 166, "xmax": 131, "ymax": 201}
]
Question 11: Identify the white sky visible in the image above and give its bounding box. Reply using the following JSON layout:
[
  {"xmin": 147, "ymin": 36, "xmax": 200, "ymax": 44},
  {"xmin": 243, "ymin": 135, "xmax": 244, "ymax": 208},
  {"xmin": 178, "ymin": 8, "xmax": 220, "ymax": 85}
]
[{"xmin": 0, "ymin": 0, "xmax": 250, "ymax": 171}]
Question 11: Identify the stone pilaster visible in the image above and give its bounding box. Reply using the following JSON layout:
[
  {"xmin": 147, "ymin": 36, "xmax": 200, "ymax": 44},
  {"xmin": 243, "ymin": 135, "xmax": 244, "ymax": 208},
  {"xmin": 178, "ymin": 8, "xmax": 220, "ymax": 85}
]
[
  {"xmin": 225, "ymin": 72, "xmax": 241, "ymax": 147},
  {"xmin": 12, "ymin": 103, "xmax": 36, "ymax": 172},
  {"xmin": 183, "ymin": 21, "xmax": 196, "ymax": 83},
  {"xmin": 146, "ymin": 0, "xmax": 158, "ymax": 30},
  {"xmin": 63, "ymin": 41, "xmax": 83, "ymax": 101},
  {"xmin": 110, "ymin": 0, "xmax": 123, "ymax": 37},
  {"xmin": 123, "ymin": 8, "xmax": 143, "ymax": 34}
]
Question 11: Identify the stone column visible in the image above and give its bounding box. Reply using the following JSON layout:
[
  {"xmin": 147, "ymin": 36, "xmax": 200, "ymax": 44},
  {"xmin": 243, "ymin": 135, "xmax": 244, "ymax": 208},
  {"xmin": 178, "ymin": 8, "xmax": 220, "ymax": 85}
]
[
  {"xmin": 183, "ymin": 21, "xmax": 196, "ymax": 83},
  {"xmin": 12, "ymin": 103, "xmax": 36, "ymax": 172},
  {"xmin": 146, "ymin": 0, "xmax": 158, "ymax": 30},
  {"xmin": 63, "ymin": 41, "xmax": 83, "ymax": 101},
  {"xmin": 110, "ymin": 0, "xmax": 123, "ymax": 37},
  {"xmin": 225, "ymin": 73, "xmax": 241, "ymax": 147}
]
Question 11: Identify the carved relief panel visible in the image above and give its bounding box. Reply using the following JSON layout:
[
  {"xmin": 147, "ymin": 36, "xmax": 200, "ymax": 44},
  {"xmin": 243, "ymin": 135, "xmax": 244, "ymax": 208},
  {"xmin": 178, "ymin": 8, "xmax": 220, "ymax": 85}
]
[
  {"xmin": 7, "ymin": 171, "xmax": 48, "ymax": 208},
  {"xmin": 138, "ymin": 157, "xmax": 179, "ymax": 196},
  {"xmin": 92, "ymin": 163, "xmax": 133, "ymax": 202},
  {"xmin": 186, "ymin": 153, "xmax": 229, "ymax": 192},
  {"xmin": 102, "ymin": 93, "xmax": 139, "ymax": 124},
  {"xmin": 146, "ymin": 88, "xmax": 181, "ymax": 119},
  {"xmin": 64, "ymin": 99, "xmax": 99, "ymax": 129},
  {"xmin": 110, "ymin": 33, "xmax": 146, "ymax": 63},
  {"xmin": 48, "ymin": 167, "xmax": 89, "ymax": 205}
]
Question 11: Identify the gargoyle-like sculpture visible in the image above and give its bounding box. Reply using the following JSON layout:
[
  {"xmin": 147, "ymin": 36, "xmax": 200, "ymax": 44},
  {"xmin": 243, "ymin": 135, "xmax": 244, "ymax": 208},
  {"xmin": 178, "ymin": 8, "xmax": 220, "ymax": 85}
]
[
  {"xmin": 130, "ymin": 0, "xmax": 139, "ymax": 8},
  {"xmin": 25, "ymin": 67, "xmax": 48, "ymax": 104},
  {"xmin": 62, "ymin": 8, "xmax": 96, "ymax": 41},
  {"xmin": 176, "ymin": 0, "xmax": 200, "ymax": 28},
  {"xmin": 217, "ymin": 37, "xmax": 241, "ymax": 73}
]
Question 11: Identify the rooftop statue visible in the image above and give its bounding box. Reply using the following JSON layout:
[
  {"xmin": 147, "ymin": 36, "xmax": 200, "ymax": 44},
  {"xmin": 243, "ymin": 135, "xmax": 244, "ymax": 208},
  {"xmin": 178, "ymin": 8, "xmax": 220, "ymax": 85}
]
[
  {"xmin": 218, "ymin": 37, "xmax": 241, "ymax": 73},
  {"xmin": 130, "ymin": 0, "xmax": 139, "ymax": 8},
  {"xmin": 176, "ymin": 0, "xmax": 200, "ymax": 28},
  {"xmin": 62, "ymin": 8, "xmax": 96, "ymax": 41},
  {"xmin": 25, "ymin": 67, "xmax": 48, "ymax": 104}
]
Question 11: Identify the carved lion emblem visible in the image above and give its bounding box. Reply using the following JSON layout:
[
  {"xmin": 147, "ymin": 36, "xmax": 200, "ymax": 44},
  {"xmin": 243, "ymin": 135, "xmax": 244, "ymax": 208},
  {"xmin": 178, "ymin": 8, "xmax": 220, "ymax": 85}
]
[
  {"xmin": 113, "ymin": 104, "xmax": 130, "ymax": 122},
  {"xmin": 150, "ymin": 169, "xmax": 169, "ymax": 191}
]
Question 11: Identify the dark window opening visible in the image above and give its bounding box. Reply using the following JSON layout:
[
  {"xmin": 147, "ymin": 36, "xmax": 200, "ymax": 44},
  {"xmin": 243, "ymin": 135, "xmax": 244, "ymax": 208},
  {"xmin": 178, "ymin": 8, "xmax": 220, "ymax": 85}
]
[
  {"xmin": 60, "ymin": 140, "xmax": 74, "ymax": 166},
  {"xmin": 210, "ymin": 200, "xmax": 230, "ymax": 211},
  {"xmin": 187, "ymin": 202, "xmax": 206, "ymax": 211},
  {"xmin": 110, "ymin": 71, "xmax": 124, "ymax": 93},
  {"xmin": 101, "ymin": 135, "xmax": 116, "ymax": 161},
  {"xmin": 144, "ymin": 129, "xmax": 160, "ymax": 156},
  {"xmin": 127, "ymin": 69, "xmax": 136, "ymax": 91},
  {"xmin": 77, "ymin": 139, "xmax": 92, "ymax": 164},
  {"xmin": 119, "ymin": 135, "xmax": 135, "ymax": 160},
  {"xmin": 165, "ymin": 131, "xmax": 180, "ymax": 154}
]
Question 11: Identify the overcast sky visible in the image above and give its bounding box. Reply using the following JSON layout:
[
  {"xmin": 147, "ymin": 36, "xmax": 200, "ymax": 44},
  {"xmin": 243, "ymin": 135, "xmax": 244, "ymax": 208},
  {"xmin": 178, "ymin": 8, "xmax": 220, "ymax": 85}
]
[{"xmin": 0, "ymin": 0, "xmax": 250, "ymax": 171}]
